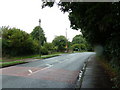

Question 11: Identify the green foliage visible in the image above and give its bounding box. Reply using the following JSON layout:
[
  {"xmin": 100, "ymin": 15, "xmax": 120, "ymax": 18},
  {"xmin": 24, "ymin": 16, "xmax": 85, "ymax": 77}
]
[
  {"xmin": 42, "ymin": 2, "xmax": 120, "ymax": 57},
  {"xmin": 35, "ymin": 54, "xmax": 60, "ymax": 59},
  {"xmin": 30, "ymin": 26, "xmax": 46, "ymax": 46},
  {"xmin": 52, "ymin": 36, "xmax": 67, "ymax": 52},
  {"xmin": 43, "ymin": 42, "xmax": 56, "ymax": 53},
  {"xmin": 72, "ymin": 34, "xmax": 92, "ymax": 51},
  {"xmin": 72, "ymin": 34, "xmax": 85, "ymax": 45},
  {"xmin": 41, "ymin": 54, "xmax": 60, "ymax": 59},
  {"xmin": 41, "ymin": 46, "xmax": 48, "ymax": 55},
  {"xmin": 2, "ymin": 27, "xmax": 39, "ymax": 56},
  {"xmin": 72, "ymin": 44, "xmax": 86, "ymax": 51},
  {"xmin": 0, "ymin": 38, "xmax": 2, "ymax": 57},
  {"xmin": 42, "ymin": 2, "xmax": 120, "ymax": 87},
  {"xmin": 0, "ymin": 61, "xmax": 26, "ymax": 67}
]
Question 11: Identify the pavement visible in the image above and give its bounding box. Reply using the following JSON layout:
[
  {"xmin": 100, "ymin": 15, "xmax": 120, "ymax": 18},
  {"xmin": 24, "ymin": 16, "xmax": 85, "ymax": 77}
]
[
  {"xmin": 80, "ymin": 55, "xmax": 113, "ymax": 88},
  {"xmin": 1, "ymin": 52, "xmax": 95, "ymax": 88}
]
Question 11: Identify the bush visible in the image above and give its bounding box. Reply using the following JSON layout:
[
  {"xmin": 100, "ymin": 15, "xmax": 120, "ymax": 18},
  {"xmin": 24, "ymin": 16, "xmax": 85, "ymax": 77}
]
[
  {"xmin": 41, "ymin": 46, "xmax": 48, "ymax": 55},
  {"xmin": 43, "ymin": 43, "xmax": 55, "ymax": 54}
]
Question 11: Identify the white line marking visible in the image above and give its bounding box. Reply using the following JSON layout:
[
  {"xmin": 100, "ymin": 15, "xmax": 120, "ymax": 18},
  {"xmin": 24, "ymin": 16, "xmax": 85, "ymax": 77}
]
[
  {"xmin": 46, "ymin": 64, "xmax": 52, "ymax": 67},
  {"xmin": 28, "ymin": 70, "xmax": 33, "ymax": 73},
  {"xmin": 28, "ymin": 65, "xmax": 53, "ymax": 76}
]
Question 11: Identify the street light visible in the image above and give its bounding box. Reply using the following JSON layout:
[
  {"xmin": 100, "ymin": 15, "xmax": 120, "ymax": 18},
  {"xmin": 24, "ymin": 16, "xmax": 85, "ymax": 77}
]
[{"xmin": 39, "ymin": 19, "xmax": 41, "ymax": 57}]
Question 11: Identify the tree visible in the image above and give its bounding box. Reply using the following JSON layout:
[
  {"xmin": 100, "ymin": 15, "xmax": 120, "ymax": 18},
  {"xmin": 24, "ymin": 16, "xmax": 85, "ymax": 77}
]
[
  {"xmin": 42, "ymin": 2, "xmax": 120, "ymax": 58},
  {"xmin": 31, "ymin": 26, "xmax": 46, "ymax": 46},
  {"xmin": 72, "ymin": 44, "xmax": 86, "ymax": 51},
  {"xmin": 52, "ymin": 36, "xmax": 67, "ymax": 52},
  {"xmin": 72, "ymin": 34, "xmax": 92, "ymax": 51},
  {"xmin": 72, "ymin": 34, "xmax": 85, "ymax": 45},
  {"xmin": 2, "ymin": 27, "xmax": 38, "ymax": 56},
  {"xmin": 42, "ymin": 2, "xmax": 120, "ymax": 88}
]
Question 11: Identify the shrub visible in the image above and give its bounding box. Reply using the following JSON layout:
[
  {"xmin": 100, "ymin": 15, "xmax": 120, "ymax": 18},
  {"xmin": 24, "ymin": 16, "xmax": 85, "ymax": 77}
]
[{"xmin": 41, "ymin": 46, "xmax": 48, "ymax": 55}]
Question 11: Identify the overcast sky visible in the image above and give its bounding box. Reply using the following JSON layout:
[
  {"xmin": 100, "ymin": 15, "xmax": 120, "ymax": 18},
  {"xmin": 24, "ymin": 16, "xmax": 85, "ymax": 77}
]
[{"xmin": 0, "ymin": 0, "xmax": 81, "ymax": 42}]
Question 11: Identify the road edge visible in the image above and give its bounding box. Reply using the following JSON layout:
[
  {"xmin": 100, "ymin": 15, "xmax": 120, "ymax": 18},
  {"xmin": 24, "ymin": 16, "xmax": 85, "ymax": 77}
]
[{"xmin": 75, "ymin": 55, "xmax": 93, "ymax": 89}]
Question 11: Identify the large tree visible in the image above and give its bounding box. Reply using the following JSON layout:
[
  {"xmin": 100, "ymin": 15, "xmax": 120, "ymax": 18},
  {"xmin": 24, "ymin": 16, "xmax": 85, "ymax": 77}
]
[
  {"xmin": 42, "ymin": 2, "xmax": 120, "ymax": 87},
  {"xmin": 42, "ymin": 2, "xmax": 120, "ymax": 58},
  {"xmin": 52, "ymin": 35, "xmax": 67, "ymax": 52},
  {"xmin": 31, "ymin": 26, "xmax": 46, "ymax": 46},
  {"xmin": 72, "ymin": 34, "xmax": 85, "ymax": 45},
  {"xmin": 72, "ymin": 34, "xmax": 92, "ymax": 51}
]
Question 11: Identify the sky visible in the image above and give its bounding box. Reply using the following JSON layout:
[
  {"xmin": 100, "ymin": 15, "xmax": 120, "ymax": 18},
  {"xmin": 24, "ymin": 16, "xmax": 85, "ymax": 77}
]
[{"xmin": 0, "ymin": 0, "xmax": 81, "ymax": 42}]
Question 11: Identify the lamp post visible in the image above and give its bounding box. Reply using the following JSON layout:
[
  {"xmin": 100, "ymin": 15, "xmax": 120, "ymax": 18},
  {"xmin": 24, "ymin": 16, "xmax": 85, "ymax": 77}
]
[{"xmin": 39, "ymin": 19, "xmax": 41, "ymax": 57}]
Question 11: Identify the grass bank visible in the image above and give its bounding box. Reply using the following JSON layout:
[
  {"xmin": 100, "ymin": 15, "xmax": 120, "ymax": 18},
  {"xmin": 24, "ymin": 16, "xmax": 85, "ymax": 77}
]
[
  {"xmin": 0, "ymin": 61, "xmax": 27, "ymax": 68},
  {"xmin": 35, "ymin": 54, "xmax": 60, "ymax": 59},
  {"xmin": 1, "ymin": 53, "xmax": 61, "ymax": 68},
  {"xmin": 2, "ymin": 53, "xmax": 62, "ymax": 62},
  {"xmin": 0, "ymin": 59, "xmax": 3, "ymax": 62}
]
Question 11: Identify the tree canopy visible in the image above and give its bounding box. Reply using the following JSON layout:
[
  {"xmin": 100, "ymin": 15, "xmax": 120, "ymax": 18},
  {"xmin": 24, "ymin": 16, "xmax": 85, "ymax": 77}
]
[
  {"xmin": 42, "ymin": 2, "xmax": 120, "ymax": 59},
  {"xmin": 31, "ymin": 26, "xmax": 46, "ymax": 46},
  {"xmin": 72, "ymin": 34, "xmax": 86, "ymax": 45},
  {"xmin": 52, "ymin": 35, "xmax": 67, "ymax": 52},
  {"xmin": 2, "ymin": 27, "xmax": 39, "ymax": 56}
]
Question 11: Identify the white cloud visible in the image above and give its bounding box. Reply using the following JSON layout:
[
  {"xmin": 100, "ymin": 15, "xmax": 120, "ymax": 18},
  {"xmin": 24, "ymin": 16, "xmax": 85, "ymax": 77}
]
[{"xmin": 0, "ymin": 0, "xmax": 81, "ymax": 42}]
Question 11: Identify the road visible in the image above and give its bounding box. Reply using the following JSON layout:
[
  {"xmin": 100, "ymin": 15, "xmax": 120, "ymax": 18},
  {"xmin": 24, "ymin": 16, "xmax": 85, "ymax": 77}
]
[{"xmin": 1, "ymin": 52, "xmax": 95, "ymax": 88}]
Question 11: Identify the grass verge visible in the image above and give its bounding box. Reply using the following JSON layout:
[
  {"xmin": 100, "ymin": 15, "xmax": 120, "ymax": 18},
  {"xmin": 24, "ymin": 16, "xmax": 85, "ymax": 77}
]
[
  {"xmin": 0, "ymin": 59, "xmax": 3, "ymax": 62},
  {"xmin": 0, "ymin": 61, "xmax": 27, "ymax": 68},
  {"xmin": 1, "ymin": 54, "xmax": 61, "ymax": 68},
  {"xmin": 2, "ymin": 53, "xmax": 62, "ymax": 62},
  {"xmin": 9, "ymin": 55, "xmax": 39, "ymax": 60},
  {"xmin": 35, "ymin": 54, "xmax": 60, "ymax": 59}
]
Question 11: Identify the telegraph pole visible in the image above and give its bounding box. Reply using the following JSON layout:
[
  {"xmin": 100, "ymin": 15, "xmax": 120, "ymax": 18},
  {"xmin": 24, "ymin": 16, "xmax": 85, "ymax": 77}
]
[
  {"xmin": 39, "ymin": 19, "xmax": 41, "ymax": 57},
  {"xmin": 66, "ymin": 28, "xmax": 68, "ymax": 53}
]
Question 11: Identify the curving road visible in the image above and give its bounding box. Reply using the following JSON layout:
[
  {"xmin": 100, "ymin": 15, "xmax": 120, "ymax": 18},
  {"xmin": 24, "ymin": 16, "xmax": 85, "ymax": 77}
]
[{"xmin": 1, "ymin": 52, "xmax": 95, "ymax": 88}]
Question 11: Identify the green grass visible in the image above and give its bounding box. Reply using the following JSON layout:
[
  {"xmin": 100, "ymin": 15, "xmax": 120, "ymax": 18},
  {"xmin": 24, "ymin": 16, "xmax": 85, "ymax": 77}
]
[
  {"xmin": 35, "ymin": 54, "xmax": 60, "ymax": 59},
  {"xmin": 1, "ymin": 54, "xmax": 61, "ymax": 67},
  {"xmin": 73, "ymin": 50, "xmax": 88, "ymax": 53},
  {"xmin": 0, "ymin": 59, "xmax": 3, "ymax": 62},
  {"xmin": 2, "ymin": 53, "xmax": 62, "ymax": 62},
  {"xmin": 0, "ymin": 61, "xmax": 26, "ymax": 67},
  {"xmin": 11, "ymin": 54, "xmax": 61, "ymax": 60},
  {"xmin": 5, "ymin": 53, "xmax": 61, "ymax": 60},
  {"xmin": 11, "ymin": 54, "xmax": 40, "ymax": 60}
]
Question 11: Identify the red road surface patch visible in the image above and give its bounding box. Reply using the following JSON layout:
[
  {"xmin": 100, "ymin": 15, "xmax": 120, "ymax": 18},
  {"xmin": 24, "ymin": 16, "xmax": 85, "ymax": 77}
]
[
  {"xmin": 0, "ymin": 66, "xmax": 43, "ymax": 76},
  {"xmin": 28, "ymin": 68, "xmax": 79, "ymax": 83},
  {"xmin": 1, "ymin": 66, "xmax": 79, "ymax": 83}
]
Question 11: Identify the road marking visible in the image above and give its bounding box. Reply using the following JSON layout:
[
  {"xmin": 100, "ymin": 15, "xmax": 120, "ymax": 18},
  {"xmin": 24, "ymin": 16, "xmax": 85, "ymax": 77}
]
[
  {"xmin": 28, "ymin": 58, "xmax": 73, "ymax": 76},
  {"xmin": 46, "ymin": 64, "xmax": 52, "ymax": 67},
  {"xmin": 59, "ymin": 58, "xmax": 70, "ymax": 64},
  {"xmin": 28, "ymin": 69, "xmax": 33, "ymax": 73},
  {"xmin": 28, "ymin": 64, "xmax": 53, "ymax": 76}
]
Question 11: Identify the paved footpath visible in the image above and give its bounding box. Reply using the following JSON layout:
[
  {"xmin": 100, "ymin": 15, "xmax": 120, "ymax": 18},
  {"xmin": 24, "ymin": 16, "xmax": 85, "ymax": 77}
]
[{"xmin": 81, "ymin": 55, "xmax": 113, "ymax": 88}]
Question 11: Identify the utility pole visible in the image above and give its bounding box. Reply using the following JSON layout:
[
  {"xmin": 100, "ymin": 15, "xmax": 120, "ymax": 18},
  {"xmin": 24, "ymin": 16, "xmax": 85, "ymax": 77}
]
[
  {"xmin": 39, "ymin": 19, "xmax": 41, "ymax": 57},
  {"xmin": 66, "ymin": 28, "xmax": 68, "ymax": 53}
]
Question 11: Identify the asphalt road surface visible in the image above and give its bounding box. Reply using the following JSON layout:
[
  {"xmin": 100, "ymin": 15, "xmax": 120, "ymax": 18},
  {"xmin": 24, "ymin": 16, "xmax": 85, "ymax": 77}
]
[{"xmin": 1, "ymin": 52, "xmax": 95, "ymax": 88}]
